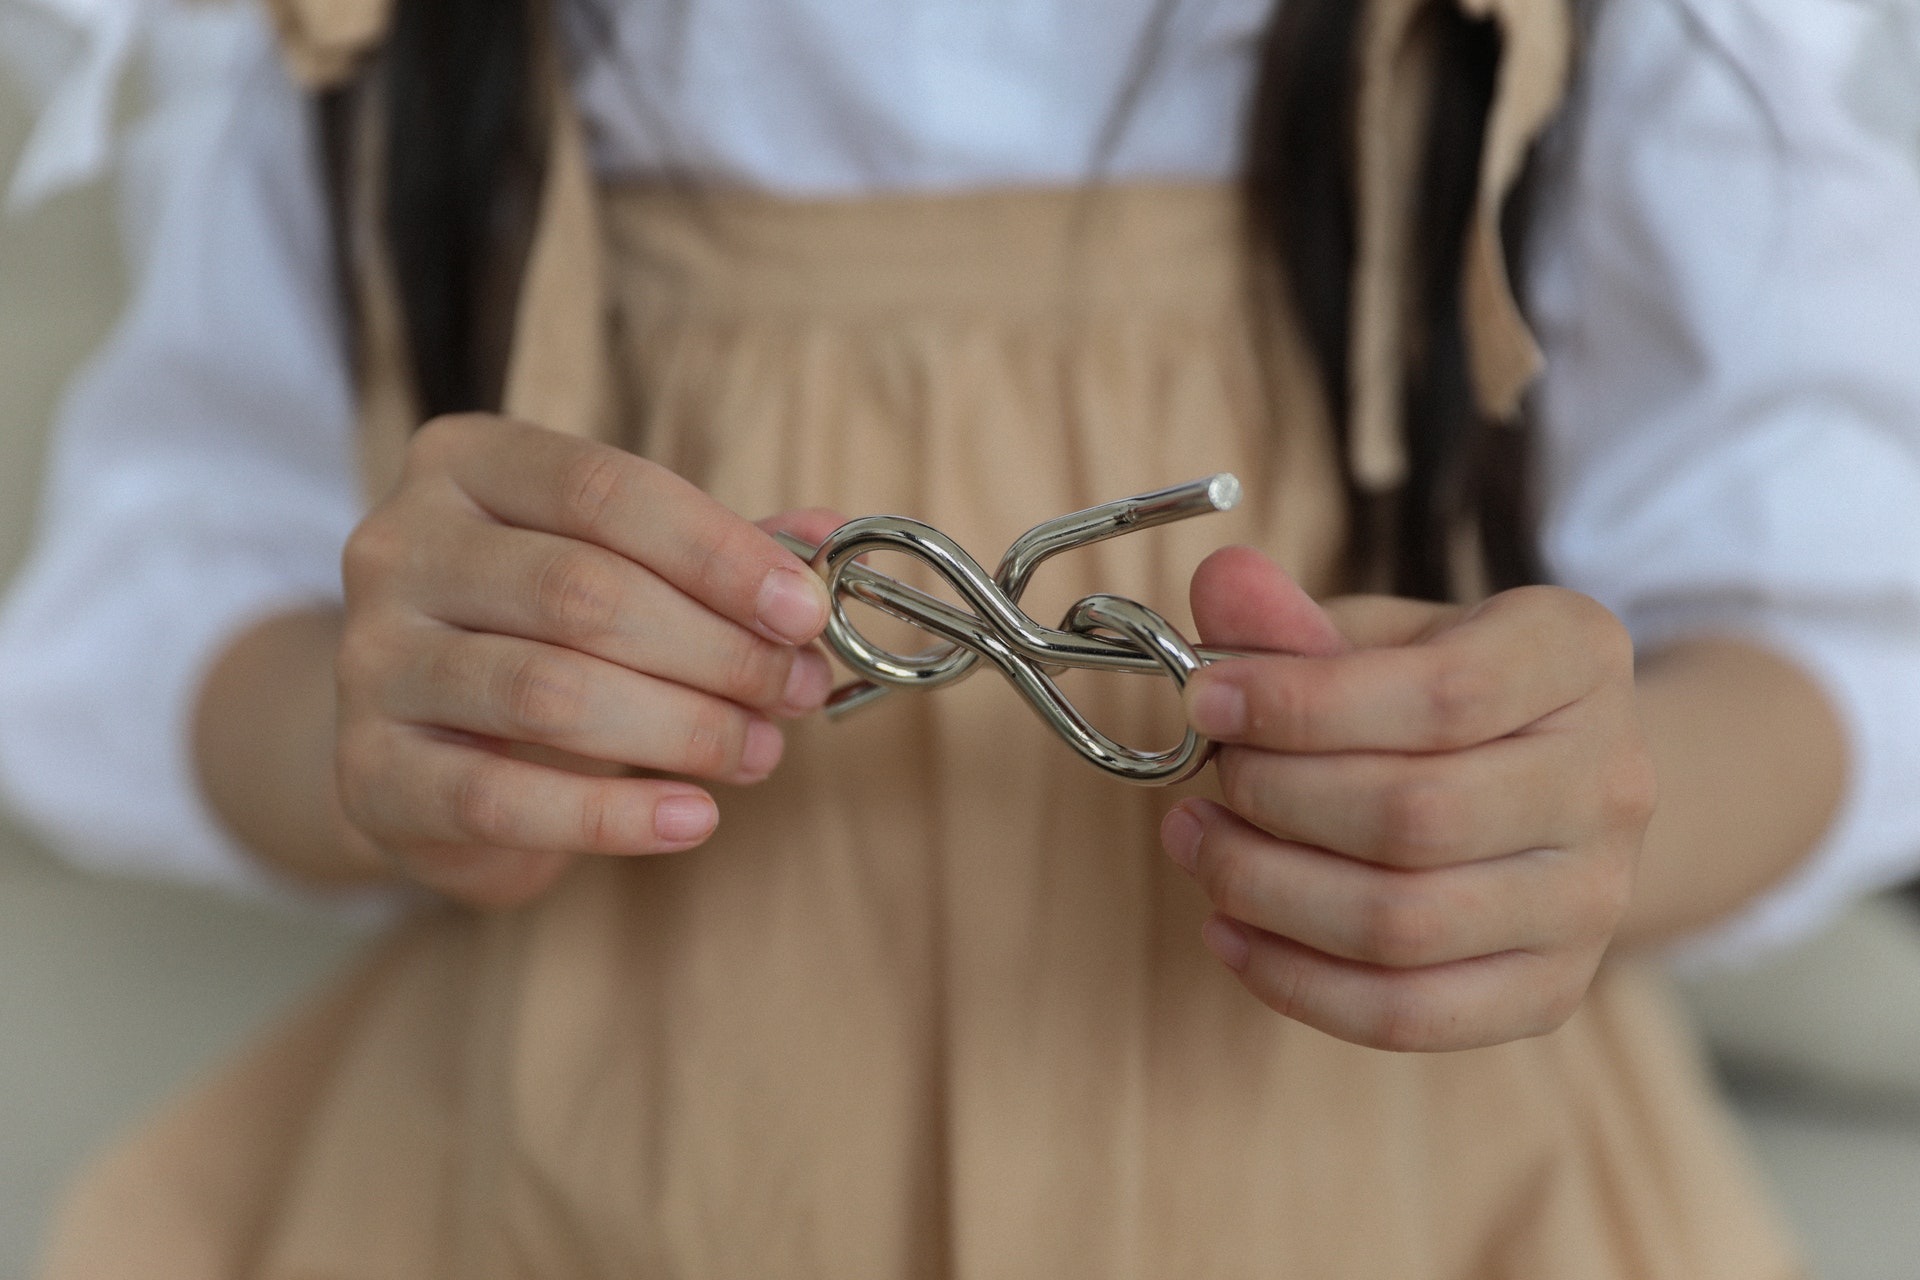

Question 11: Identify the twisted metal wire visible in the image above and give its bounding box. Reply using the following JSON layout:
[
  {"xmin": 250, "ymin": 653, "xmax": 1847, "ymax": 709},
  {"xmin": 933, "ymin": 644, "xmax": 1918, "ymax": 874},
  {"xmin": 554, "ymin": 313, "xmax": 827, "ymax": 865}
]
[{"xmin": 777, "ymin": 475, "xmax": 1243, "ymax": 785}]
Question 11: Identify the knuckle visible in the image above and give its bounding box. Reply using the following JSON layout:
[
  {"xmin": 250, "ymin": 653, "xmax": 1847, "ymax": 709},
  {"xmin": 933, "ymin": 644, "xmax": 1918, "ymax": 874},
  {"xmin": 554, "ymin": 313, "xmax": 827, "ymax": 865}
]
[
  {"xmin": 719, "ymin": 633, "xmax": 790, "ymax": 707},
  {"xmin": 1247, "ymin": 673, "xmax": 1315, "ymax": 746},
  {"xmin": 448, "ymin": 757, "xmax": 517, "ymax": 845},
  {"xmin": 1198, "ymin": 841, "xmax": 1257, "ymax": 919},
  {"xmin": 1249, "ymin": 950, "xmax": 1313, "ymax": 1023},
  {"xmin": 1366, "ymin": 988, "xmax": 1443, "ymax": 1053},
  {"xmin": 332, "ymin": 622, "xmax": 387, "ymax": 699},
  {"xmin": 1354, "ymin": 881, "xmax": 1444, "ymax": 967},
  {"xmin": 680, "ymin": 703, "xmax": 745, "ymax": 777},
  {"xmin": 574, "ymin": 783, "xmax": 635, "ymax": 853},
  {"xmin": 558, "ymin": 447, "xmax": 636, "ymax": 538},
  {"xmin": 500, "ymin": 651, "xmax": 588, "ymax": 738},
  {"xmin": 1215, "ymin": 751, "xmax": 1281, "ymax": 826},
  {"xmin": 340, "ymin": 515, "xmax": 408, "ymax": 598},
  {"xmin": 690, "ymin": 520, "xmax": 763, "ymax": 612},
  {"xmin": 1423, "ymin": 655, "xmax": 1495, "ymax": 745},
  {"xmin": 421, "ymin": 634, "xmax": 479, "ymax": 700},
  {"xmin": 1603, "ymin": 747, "xmax": 1660, "ymax": 832},
  {"xmin": 1215, "ymin": 751, "xmax": 1259, "ymax": 817},
  {"xmin": 1577, "ymin": 593, "xmax": 1636, "ymax": 670},
  {"xmin": 534, "ymin": 547, "xmax": 622, "ymax": 643},
  {"xmin": 406, "ymin": 413, "xmax": 477, "ymax": 468},
  {"xmin": 1376, "ymin": 773, "xmax": 1465, "ymax": 865},
  {"xmin": 1529, "ymin": 585, "xmax": 1633, "ymax": 683}
]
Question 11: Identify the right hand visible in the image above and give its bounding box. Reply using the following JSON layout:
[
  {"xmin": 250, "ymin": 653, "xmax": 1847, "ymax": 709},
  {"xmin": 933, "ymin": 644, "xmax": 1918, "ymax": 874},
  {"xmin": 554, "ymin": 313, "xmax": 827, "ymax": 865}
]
[{"xmin": 333, "ymin": 414, "xmax": 838, "ymax": 908}]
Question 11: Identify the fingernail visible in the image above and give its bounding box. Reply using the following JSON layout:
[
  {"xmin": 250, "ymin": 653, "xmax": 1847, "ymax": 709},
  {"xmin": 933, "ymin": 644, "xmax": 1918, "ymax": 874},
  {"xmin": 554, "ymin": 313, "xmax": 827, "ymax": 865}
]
[
  {"xmin": 655, "ymin": 794, "xmax": 718, "ymax": 845},
  {"xmin": 739, "ymin": 720, "xmax": 784, "ymax": 780},
  {"xmin": 1161, "ymin": 805, "xmax": 1203, "ymax": 873},
  {"xmin": 1202, "ymin": 916, "xmax": 1250, "ymax": 971},
  {"xmin": 781, "ymin": 649, "xmax": 833, "ymax": 712},
  {"xmin": 757, "ymin": 567, "xmax": 829, "ymax": 645},
  {"xmin": 1189, "ymin": 680, "xmax": 1247, "ymax": 738}
]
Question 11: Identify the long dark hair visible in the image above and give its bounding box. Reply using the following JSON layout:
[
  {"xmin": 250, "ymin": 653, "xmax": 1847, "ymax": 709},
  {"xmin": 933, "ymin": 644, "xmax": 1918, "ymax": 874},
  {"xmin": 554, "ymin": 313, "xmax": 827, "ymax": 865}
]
[
  {"xmin": 363, "ymin": 0, "xmax": 1542, "ymax": 598},
  {"xmin": 378, "ymin": 0, "xmax": 541, "ymax": 418},
  {"xmin": 1247, "ymin": 1, "xmax": 1540, "ymax": 596}
]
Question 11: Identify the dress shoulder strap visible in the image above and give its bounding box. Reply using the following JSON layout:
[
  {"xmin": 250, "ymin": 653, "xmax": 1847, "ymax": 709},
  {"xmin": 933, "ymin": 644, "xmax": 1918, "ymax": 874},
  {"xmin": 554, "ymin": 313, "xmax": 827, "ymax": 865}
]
[
  {"xmin": 264, "ymin": 0, "xmax": 393, "ymax": 89},
  {"xmin": 1348, "ymin": 0, "xmax": 1572, "ymax": 495}
]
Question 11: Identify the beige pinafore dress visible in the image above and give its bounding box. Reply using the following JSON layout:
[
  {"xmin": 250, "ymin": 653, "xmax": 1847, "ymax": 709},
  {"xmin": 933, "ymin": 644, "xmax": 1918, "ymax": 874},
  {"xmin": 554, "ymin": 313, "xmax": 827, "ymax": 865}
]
[{"xmin": 40, "ymin": 1, "xmax": 1804, "ymax": 1276}]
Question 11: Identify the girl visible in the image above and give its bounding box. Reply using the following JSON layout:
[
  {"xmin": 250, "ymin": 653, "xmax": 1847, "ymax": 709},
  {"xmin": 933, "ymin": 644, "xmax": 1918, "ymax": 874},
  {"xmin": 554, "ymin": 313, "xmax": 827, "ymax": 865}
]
[{"xmin": 3, "ymin": 0, "xmax": 1918, "ymax": 1274}]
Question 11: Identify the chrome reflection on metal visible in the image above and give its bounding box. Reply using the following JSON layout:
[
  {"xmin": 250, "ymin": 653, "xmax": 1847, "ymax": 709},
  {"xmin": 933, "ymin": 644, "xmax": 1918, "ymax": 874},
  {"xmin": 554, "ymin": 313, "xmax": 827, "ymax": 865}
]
[{"xmin": 775, "ymin": 474, "xmax": 1243, "ymax": 785}]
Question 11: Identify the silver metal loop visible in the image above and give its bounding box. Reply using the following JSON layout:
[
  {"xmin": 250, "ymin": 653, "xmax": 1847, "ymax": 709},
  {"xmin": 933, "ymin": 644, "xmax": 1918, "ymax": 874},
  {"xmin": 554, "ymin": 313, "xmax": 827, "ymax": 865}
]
[
  {"xmin": 1054, "ymin": 594, "xmax": 1211, "ymax": 782},
  {"xmin": 778, "ymin": 474, "xmax": 1242, "ymax": 786}
]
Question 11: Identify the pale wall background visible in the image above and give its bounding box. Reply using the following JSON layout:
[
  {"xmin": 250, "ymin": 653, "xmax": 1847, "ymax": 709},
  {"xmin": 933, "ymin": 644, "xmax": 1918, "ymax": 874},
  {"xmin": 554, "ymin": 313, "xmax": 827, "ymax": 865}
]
[{"xmin": 2, "ymin": 41, "xmax": 1920, "ymax": 1280}]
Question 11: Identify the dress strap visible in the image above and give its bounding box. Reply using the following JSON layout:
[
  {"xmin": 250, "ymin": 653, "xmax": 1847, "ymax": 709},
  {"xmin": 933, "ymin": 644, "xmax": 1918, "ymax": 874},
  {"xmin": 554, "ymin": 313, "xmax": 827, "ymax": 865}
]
[
  {"xmin": 1348, "ymin": 0, "xmax": 1571, "ymax": 495},
  {"xmin": 264, "ymin": 0, "xmax": 392, "ymax": 88},
  {"xmin": 497, "ymin": 67, "xmax": 614, "ymax": 447}
]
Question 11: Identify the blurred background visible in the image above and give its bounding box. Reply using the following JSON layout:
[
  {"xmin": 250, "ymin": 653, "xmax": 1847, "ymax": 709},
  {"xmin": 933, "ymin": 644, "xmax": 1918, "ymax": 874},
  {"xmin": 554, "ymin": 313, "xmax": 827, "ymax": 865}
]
[
  {"xmin": 0, "ymin": 35, "xmax": 369, "ymax": 1274},
  {"xmin": 2, "ymin": 13, "xmax": 1920, "ymax": 1280}
]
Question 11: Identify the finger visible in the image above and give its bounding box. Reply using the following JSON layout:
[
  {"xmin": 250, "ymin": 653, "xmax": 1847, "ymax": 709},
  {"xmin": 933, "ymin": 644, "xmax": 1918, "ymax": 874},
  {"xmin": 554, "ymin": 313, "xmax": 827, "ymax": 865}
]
[
  {"xmin": 1164, "ymin": 800, "xmax": 1622, "ymax": 968},
  {"xmin": 1212, "ymin": 729, "xmax": 1595, "ymax": 868},
  {"xmin": 1318, "ymin": 594, "xmax": 1457, "ymax": 649},
  {"xmin": 1189, "ymin": 544, "xmax": 1348, "ymax": 656},
  {"xmin": 1196, "ymin": 913, "xmax": 1596, "ymax": 1052},
  {"xmin": 405, "ymin": 520, "xmax": 832, "ymax": 716},
  {"xmin": 1184, "ymin": 586, "xmax": 1630, "ymax": 753},
  {"xmin": 341, "ymin": 722, "xmax": 721, "ymax": 861},
  {"xmin": 384, "ymin": 627, "xmax": 790, "ymax": 785},
  {"xmin": 421, "ymin": 416, "xmax": 830, "ymax": 645}
]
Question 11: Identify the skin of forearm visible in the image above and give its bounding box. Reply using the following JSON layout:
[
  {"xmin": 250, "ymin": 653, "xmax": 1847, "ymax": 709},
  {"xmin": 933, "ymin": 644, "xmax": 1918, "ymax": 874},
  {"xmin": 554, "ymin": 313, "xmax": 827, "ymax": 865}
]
[
  {"xmin": 191, "ymin": 606, "xmax": 397, "ymax": 889},
  {"xmin": 1614, "ymin": 637, "xmax": 1849, "ymax": 949}
]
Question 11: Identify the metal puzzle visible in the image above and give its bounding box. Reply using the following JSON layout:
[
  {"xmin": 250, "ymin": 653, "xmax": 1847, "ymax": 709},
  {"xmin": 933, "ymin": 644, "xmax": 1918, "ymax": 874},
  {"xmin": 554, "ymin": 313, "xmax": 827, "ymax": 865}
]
[{"xmin": 776, "ymin": 475, "xmax": 1245, "ymax": 785}]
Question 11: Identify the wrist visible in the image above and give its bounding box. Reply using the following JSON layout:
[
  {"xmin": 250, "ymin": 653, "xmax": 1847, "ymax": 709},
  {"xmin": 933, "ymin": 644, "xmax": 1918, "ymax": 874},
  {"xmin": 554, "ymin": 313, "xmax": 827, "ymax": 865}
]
[{"xmin": 193, "ymin": 605, "xmax": 403, "ymax": 890}]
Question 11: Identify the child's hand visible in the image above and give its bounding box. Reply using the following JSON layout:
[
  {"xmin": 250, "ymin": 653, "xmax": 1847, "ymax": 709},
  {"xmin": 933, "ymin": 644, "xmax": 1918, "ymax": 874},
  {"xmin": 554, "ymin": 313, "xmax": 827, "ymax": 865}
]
[
  {"xmin": 333, "ymin": 415, "xmax": 840, "ymax": 908},
  {"xmin": 1160, "ymin": 547, "xmax": 1654, "ymax": 1052}
]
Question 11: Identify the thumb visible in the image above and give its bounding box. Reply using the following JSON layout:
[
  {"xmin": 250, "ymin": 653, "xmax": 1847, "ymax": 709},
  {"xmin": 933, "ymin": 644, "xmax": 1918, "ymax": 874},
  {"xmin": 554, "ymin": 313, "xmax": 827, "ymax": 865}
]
[{"xmin": 1189, "ymin": 545, "xmax": 1348, "ymax": 657}]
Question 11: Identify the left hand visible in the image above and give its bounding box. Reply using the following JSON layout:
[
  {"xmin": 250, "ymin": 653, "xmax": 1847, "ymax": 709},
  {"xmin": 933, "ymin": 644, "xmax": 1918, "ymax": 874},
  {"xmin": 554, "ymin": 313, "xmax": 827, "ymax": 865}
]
[{"xmin": 1160, "ymin": 546, "xmax": 1656, "ymax": 1052}]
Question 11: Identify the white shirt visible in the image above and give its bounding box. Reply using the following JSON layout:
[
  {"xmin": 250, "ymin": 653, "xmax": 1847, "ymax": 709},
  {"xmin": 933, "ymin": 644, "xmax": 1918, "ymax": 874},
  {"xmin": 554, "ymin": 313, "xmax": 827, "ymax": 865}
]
[
  {"xmin": 562, "ymin": 0, "xmax": 1267, "ymax": 191},
  {"xmin": 1, "ymin": 0, "xmax": 1918, "ymax": 961}
]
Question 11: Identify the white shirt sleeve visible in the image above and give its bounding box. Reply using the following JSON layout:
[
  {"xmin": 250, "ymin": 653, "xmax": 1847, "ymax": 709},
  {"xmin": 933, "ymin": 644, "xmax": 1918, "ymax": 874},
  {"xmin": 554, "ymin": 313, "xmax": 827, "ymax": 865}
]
[
  {"xmin": 0, "ymin": 5, "xmax": 364, "ymax": 899},
  {"xmin": 1529, "ymin": 0, "xmax": 1920, "ymax": 965}
]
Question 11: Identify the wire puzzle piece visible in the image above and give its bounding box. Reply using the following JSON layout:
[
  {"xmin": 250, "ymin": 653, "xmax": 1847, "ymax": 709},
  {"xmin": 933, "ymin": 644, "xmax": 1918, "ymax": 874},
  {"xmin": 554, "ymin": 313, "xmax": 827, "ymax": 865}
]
[{"xmin": 776, "ymin": 475, "xmax": 1244, "ymax": 785}]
